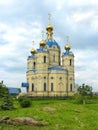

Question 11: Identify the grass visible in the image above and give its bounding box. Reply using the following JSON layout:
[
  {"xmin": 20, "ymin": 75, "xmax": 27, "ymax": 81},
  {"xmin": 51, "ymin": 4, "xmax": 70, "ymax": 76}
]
[{"xmin": 0, "ymin": 98, "xmax": 98, "ymax": 130}]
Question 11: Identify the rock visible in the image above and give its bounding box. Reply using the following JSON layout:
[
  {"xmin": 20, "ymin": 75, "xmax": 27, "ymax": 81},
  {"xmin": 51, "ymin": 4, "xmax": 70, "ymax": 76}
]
[
  {"xmin": 11, "ymin": 117, "xmax": 47, "ymax": 126},
  {"xmin": 0, "ymin": 116, "xmax": 9, "ymax": 123},
  {"xmin": 0, "ymin": 116, "xmax": 48, "ymax": 127}
]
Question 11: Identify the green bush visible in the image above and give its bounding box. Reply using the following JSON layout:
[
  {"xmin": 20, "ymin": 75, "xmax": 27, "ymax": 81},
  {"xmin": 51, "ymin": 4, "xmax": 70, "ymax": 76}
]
[
  {"xmin": 1, "ymin": 94, "xmax": 14, "ymax": 110},
  {"xmin": 74, "ymin": 94, "xmax": 83, "ymax": 104},
  {"xmin": 19, "ymin": 97, "xmax": 31, "ymax": 108}
]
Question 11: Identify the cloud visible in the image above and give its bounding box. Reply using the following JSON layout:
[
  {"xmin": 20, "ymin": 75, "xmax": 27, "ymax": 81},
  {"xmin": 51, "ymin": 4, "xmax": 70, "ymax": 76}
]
[
  {"xmin": 0, "ymin": 0, "xmax": 15, "ymax": 5},
  {"xmin": 0, "ymin": 0, "xmax": 98, "ymax": 92},
  {"xmin": 75, "ymin": 49, "xmax": 98, "ymax": 91},
  {"xmin": 0, "ymin": 21, "xmax": 42, "ymax": 90}
]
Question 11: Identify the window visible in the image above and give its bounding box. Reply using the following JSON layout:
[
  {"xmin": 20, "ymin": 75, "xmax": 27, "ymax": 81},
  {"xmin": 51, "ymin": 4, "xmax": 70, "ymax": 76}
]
[
  {"xmin": 27, "ymin": 87, "xmax": 29, "ymax": 92},
  {"xmin": 70, "ymin": 84, "xmax": 72, "ymax": 92},
  {"xmin": 33, "ymin": 62, "xmax": 35, "ymax": 69},
  {"xmin": 52, "ymin": 45, "xmax": 56, "ymax": 49},
  {"xmin": 59, "ymin": 77, "xmax": 62, "ymax": 80},
  {"xmin": 70, "ymin": 77, "xmax": 72, "ymax": 80},
  {"xmin": 44, "ymin": 76, "xmax": 46, "ymax": 79},
  {"xmin": 32, "ymin": 83, "xmax": 34, "ymax": 91},
  {"xmin": 51, "ymin": 77, "xmax": 54, "ymax": 79},
  {"xmin": 70, "ymin": 59, "xmax": 72, "ymax": 66},
  {"xmin": 44, "ymin": 56, "xmax": 46, "ymax": 63},
  {"xmin": 44, "ymin": 83, "xmax": 46, "ymax": 91},
  {"xmin": 51, "ymin": 83, "xmax": 54, "ymax": 91},
  {"xmin": 53, "ymin": 54, "xmax": 55, "ymax": 62},
  {"xmin": 32, "ymin": 77, "xmax": 34, "ymax": 80}
]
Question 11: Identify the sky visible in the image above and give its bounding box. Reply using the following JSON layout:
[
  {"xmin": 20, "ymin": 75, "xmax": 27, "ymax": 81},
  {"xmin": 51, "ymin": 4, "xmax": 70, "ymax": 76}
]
[{"xmin": 0, "ymin": 0, "xmax": 98, "ymax": 92}]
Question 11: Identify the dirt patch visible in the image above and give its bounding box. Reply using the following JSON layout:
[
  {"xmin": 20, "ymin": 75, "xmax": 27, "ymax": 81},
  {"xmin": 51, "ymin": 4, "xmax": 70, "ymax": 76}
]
[{"xmin": 43, "ymin": 107, "xmax": 56, "ymax": 111}]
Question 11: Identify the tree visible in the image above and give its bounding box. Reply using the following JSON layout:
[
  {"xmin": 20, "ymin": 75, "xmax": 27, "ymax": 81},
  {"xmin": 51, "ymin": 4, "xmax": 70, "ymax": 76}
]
[
  {"xmin": 76, "ymin": 84, "xmax": 92, "ymax": 104},
  {"xmin": 1, "ymin": 91, "xmax": 14, "ymax": 110},
  {"xmin": 0, "ymin": 81, "xmax": 14, "ymax": 110},
  {"xmin": 0, "ymin": 81, "xmax": 8, "ymax": 98}
]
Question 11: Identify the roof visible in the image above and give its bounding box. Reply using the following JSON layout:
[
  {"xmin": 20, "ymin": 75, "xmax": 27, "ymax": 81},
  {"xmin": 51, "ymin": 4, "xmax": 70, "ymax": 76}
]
[
  {"xmin": 28, "ymin": 54, "xmax": 35, "ymax": 59},
  {"xmin": 46, "ymin": 39, "xmax": 60, "ymax": 48},
  {"xmin": 26, "ymin": 68, "xmax": 36, "ymax": 73},
  {"xmin": 48, "ymin": 66, "xmax": 66, "ymax": 71},
  {"xmin": 63, "ymin": 50, "xmax": 74, "ymax": 56},
  {"xmin": 22, "ymin": 83, "xmax": 29, "ymax": 88},
  {"xmin": 8, "ymin": 88, "xmax": 21, "ymax": 94},
  {"xmin": 37, "ymin": 47, "xmax": 49, "ymax": 53}
]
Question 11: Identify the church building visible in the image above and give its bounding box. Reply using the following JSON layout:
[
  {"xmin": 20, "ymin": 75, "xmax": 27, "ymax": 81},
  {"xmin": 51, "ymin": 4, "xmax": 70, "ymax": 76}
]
[{"xmin": 22, "ymin": 15, "xmax": 75, "ymax": 97}]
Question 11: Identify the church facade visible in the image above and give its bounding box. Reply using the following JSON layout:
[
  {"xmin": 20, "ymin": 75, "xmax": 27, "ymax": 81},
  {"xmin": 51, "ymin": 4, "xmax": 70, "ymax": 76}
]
[{"xmin": 22, "ymin": 17, "xmax": 75, "ymax": 97}]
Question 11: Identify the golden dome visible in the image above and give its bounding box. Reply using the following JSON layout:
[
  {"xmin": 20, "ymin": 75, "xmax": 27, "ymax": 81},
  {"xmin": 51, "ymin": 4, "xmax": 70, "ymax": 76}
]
[
  {"xmin": 30, "ymin": 48, "xmax": 36, "ymax": 54},
  {"xmin": 46, "ymin": 24, "xmax": 53, "ymax": 31},
  {"xmin": 40, "ymin": 39, "xmax": 46, "ymax": 46},
  {"xmin": 65, "ymin": 44, "xmax": 71, "ymax": 50}
]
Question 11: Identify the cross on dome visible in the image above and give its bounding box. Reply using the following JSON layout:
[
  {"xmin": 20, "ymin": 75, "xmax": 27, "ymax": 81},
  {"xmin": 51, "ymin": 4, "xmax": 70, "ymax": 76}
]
[
  {"xmin": 41, "ymin": 30, "xmax": 44, "ymax": 39},
  {"xmin": 32, "ymin": 40, "xmax": 34, "ymax": 47},
  {"xmin": 48, "ymin": 13, "xmax": 51, "ymax": 24},
  {"xmin": 66, "ymin": 36, "xmax": 69, "ymax": 43},
  {"xmin": 30, "ymin": 41, "xmax": 36, "ymax": 54}
]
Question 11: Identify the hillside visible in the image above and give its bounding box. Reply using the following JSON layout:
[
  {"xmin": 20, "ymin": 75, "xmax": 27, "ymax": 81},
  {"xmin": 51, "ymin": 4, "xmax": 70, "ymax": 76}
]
[{"xmin": 0, "ymin": 98, "xmax": 98, "ymax": 130}]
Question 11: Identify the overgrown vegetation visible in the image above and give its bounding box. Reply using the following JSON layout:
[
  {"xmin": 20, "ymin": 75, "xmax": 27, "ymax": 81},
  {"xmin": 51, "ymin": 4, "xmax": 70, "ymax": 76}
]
[
  {"xmin": 75, "ymin": 83, "xmax": 93, "ymax": 104},
  {"xmin": 18, "ymin": 97, "xmax": 32, "ymax": 108},
  {"xmin": 0, "ymin": 81, "xmax": 8, "ymax": 98},
  {"xmin": 0, "ymin": 81, "xmax": 14, "ymax": 110}
]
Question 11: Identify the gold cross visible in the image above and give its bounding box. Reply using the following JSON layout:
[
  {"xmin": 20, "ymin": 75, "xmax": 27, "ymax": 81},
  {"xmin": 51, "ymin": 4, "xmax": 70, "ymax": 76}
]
[
  {"xmin": 32, "ymin": 41, "xmax": 34, "ymax": 48},
  {"xmin": 48, "ymin": 13, "xmax": 51, "ymax": 24},
  {"xmin": 41, "ymin": 30, "xmax": 44, "ymax": 39},
  {"xmin": 66, "ymin": 36, "xmax": 69, "ymax": 43}
]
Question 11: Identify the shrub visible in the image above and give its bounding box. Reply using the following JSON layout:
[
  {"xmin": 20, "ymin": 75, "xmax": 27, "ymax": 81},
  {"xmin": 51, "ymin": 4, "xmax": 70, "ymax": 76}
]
[
  {"xmin": 74, "ymin": 84, "xmax": 93, "ymax": 104},
  {"xmin": 19, "ymin": 97, "xmax": 31, "ymax": 108},
  {"xmin": 1, "ymin": 94, "xmax": 14, "ymax": 110},
  {"xmin": 74, "ymin": 94, "xmax": 84, "ymax": 104}
]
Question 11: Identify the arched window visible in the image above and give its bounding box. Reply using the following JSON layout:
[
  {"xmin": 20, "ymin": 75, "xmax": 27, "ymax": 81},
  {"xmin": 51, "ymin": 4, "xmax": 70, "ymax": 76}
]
[
  {"xmin": 70, "ymin": 84, "xmax": 72, "ymax": 92},
  {"xmin": 27, "ymin": 87, "xmax": 29, "ymax": 92},
  {"xmin": 33, "ymin": 62, "xmax": 35, "ymax": 69},
  {"xmin": 53, "ymin": 54, "xmax": 55, "ymax": 62},
  {"xmin": 44, "ymin": 83, "xmax": 46, "ymax": 91},
  {"xmin": 51, "ymin": 83, "xmax": 54, "ymax": 91},
  {"xmin": 32, "ymin": 83, "xmax": 34, "ymax": 91},
  {"xmin": 44, "ymin": 56, "xmax": 46, "ymax": 63},
  {"xmin": 70, "ymin": 59, "xmax": 72, "ymax": 66}
]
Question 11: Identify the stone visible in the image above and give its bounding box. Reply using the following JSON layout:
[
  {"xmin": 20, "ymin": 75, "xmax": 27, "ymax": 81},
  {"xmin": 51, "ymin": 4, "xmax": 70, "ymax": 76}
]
[
  {"xmin": 0, "ymin": 116, "xmax": 9, "ymax": 123},
  {"xmin": 11, "ymin": 117, "xmax": 47, "ymax": 126},
  {"xmin": 0, "ymin": 116, "xmax": 48, "ymax": 127}
]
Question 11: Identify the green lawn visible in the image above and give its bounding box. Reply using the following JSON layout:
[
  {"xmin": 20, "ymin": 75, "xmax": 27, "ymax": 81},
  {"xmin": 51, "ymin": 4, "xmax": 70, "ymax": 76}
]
[{"xmin": 0, "ymin": 98, "xmax": 98, "ymax": 130}]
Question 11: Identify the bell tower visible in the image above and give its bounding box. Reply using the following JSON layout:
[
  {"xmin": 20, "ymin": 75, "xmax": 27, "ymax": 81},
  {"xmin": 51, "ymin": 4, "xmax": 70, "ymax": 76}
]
[{"xmin": 62, "ymin": 36, "xmax": 75, "ymax": 94}]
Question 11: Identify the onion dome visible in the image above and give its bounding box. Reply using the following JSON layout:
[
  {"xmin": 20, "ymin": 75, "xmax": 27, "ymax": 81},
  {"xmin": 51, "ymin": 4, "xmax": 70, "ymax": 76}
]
[
  {"xmin": 40, "ymin": 39, "xmax": 46, "ymax": 46},
  {"xmin": 65, "ymin": 44, "xmax": 71, "ymax": 51},
  {"xmin": 30, "ymin": 48, "xmax": 36, "ymax": 54},
  {"xmin": 46, "ymin": 24, "xmax": 53, "ymax": 31}
]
